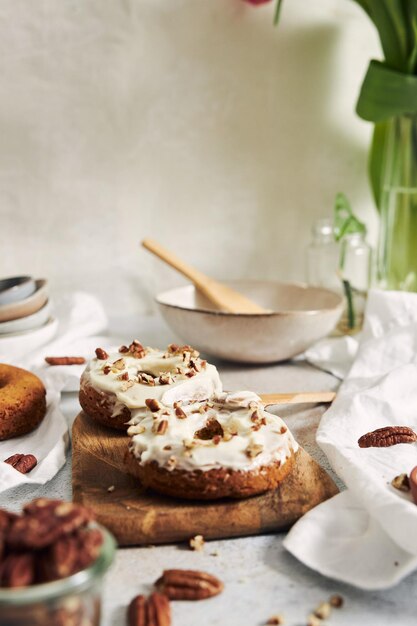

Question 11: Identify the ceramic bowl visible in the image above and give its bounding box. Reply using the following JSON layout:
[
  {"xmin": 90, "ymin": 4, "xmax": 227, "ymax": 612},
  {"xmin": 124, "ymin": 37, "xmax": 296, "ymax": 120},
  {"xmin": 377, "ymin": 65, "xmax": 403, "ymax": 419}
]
[
  {"xmin": 0, "ymin": 300, "xmax": 51, "ymax": 335},
  {"xmin": 0, "ymin": 276, "xmax": 36, "ymax": 306},
  {"xmin": 0, "ymin": 279, "xmax": 48, "ymax": 323},
  {"xmin": 156, "ymin": 280, "xmax": 344, "ymax": 364}
]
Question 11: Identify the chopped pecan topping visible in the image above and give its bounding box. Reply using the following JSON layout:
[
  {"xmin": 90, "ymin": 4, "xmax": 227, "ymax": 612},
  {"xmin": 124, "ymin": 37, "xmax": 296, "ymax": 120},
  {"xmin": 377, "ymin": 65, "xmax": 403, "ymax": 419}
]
[
  {"xmin": 146, "ymin": 399, "xmax": 161, "ymax": 413},
  {"xmin": 118, "ymin": 372, "xmax": 129, "ymax": 381},
  {"xmin": 138, "ymin": 372, "xmax": 156, "ymax": 386},
  {"xmin": 245, "ymin": 443, "xmax": 263, "ymax": 458},
  {"xmin": 189, "ymin": 535, "xmax": 205, "ymax": 552},
  {"xmin": 119, "ymin": 345, "xmax": 129, "ymax": 353},
  {"xmin": 112, "ymin": 358, "xmax": 125, "ymax": 370},
  {"xmin": 329, "ymin": 594, "xmax": 344, "ymax": 608},
  {"xmin": 95, "ymin": 347, "xmax": 109, "ymax": 360},
  {"xmin": 175, "ymin": 406, "xmax": 187, "ymax": 419},
  {"xmin": 157, "ymin": 374, "xmax": 174, "ymax": 385},
  {"xmin": 167, "ymin": 343, "xmax": 199, "ymax": 358},
  {"xmin": 129, "ymin": 340, "xmax": 146, "ymax": 358},
  {"xmin": 153, "ymin": 420, "xmax": 168, "ymax": 435},
  {"xmin": 213, "ymin": 435, "xmax": 221, "ymax": 445},
  {"xmin": 266, "ymin": 616, "xmax": 285, "ymax": 625},
  {"xmin": 313, "ymin": 602, "xmax": 331, "ymax": 620},
  {"xmin": 358, "ymin": 426, "xmax": 417, "ymax": 448},
  {"xmin": 195, "ymin": 418, "xmax": 224, "ymax": 441},
  {"xmin": 103, "ymin": 365, "xmax": 111, "ymax": 375},
  {"xmin": 391, "ymin": 473, "xmax": 410, "ymax": 492},
  {"xmin": 45, "ymin": 356, "xmax": 86, "ymax": 366},
  {"xmin": 5, "ymin": 454, "xmax": 37, "ymax": 474},
  {"xmin": 155, "ymin": 569, "xmax": 223, "ymax": 600}
]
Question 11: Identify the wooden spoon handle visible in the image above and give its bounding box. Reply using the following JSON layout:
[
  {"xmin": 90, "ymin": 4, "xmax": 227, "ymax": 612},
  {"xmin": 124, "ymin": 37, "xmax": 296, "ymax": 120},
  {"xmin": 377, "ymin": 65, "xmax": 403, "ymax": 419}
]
[
  {"xmin": 260, "ymin": 391, "xmax": 336, "ymax": 406},
  {"xmin": 142, "ymin": 238, "xmax": 267, "ymax": 314},
  {"xmin": 142, "ymin": 238, "xmax": 208, "ymax": 285}
]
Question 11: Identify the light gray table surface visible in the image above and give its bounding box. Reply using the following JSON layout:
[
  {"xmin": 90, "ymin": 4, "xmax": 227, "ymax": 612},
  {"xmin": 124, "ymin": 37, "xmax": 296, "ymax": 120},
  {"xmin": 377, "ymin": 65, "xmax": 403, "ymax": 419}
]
[{"xmin": 3, "ymin": 314, "xmax": 417, "ymax": 625}]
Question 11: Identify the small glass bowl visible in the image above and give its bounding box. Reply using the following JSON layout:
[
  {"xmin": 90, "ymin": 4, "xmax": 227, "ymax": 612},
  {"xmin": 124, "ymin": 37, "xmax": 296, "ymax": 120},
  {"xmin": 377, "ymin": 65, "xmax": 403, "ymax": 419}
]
[{"xmin": 0, "ymin": 525, "xmax": 116, "ymax": 626}]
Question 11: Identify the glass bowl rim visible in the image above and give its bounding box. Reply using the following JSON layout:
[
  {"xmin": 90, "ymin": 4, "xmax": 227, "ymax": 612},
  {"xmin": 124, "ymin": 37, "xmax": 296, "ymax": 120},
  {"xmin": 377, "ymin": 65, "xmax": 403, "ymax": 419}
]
[{"xmin": 0, "ymin": 524, "xmax": 116, "ymax": 606}]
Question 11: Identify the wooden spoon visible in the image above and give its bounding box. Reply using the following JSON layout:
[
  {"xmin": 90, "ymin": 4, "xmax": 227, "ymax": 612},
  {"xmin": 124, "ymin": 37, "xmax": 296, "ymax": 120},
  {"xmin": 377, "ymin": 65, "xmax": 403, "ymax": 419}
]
[
  {"xmin": 260, "ymin": 391, "xmax": 336, "ymax": 405},
  {"xmin": 142, "ymin": 238, "xmax": 269, "ymax": 314}
]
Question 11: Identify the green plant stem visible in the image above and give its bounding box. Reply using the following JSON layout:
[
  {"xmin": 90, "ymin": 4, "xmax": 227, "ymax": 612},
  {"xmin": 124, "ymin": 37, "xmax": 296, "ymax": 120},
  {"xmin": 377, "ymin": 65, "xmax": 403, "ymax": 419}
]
[
  {"xmin": 342, "ymin": 280, "xmax": 356, "ymax": 329},
  {"xmin": 273, "ymin": 0, "xmax": 283, "ymax": 25}
]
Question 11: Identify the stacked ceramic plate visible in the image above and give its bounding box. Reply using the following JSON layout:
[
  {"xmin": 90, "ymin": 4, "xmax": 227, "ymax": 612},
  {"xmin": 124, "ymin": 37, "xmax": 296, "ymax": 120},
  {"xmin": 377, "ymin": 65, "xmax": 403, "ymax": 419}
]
[{"xmin": 0, "ymin": 276, "xmax": 58, "ymax": 358}]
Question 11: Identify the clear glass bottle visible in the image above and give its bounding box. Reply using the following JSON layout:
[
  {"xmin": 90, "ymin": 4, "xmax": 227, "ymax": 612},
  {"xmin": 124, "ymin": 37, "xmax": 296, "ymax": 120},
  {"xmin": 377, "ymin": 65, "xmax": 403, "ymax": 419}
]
[
  {"xmin": 0, "ymin": 525, "xmax": 115, "ymax": 626},
  {"xmin": 306, "ymin": 218, "xmax": 340, "ymax": 292},
  {"xmin": 337, "ymin": 232, "xmax": 372, "ymax": 335},
  {"xmin": 306, "ymin": 218, "xmax": 372, "ymax": 335}
]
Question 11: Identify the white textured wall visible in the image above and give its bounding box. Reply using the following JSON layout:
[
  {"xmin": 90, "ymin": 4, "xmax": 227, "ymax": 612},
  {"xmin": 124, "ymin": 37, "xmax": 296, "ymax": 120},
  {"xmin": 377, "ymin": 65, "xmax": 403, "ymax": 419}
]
[{"xmin": 1, "ymin": 0, "xmax": 379, "ymax": 314}]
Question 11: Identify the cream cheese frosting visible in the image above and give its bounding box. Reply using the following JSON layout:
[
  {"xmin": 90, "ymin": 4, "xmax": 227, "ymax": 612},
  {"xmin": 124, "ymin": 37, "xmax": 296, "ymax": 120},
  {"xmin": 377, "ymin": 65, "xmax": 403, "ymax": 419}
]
[
  {"xmin": 80, "ymin": 342, "xmax": 222, "ymax": 418},
  {"xmin": 128, "ymin": 391, "xmax": 298, "ymax": 473}
]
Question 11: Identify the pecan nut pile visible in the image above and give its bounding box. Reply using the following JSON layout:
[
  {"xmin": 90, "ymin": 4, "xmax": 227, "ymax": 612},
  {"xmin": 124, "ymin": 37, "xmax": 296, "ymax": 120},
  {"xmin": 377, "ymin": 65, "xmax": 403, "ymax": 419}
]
[
  {"xmin": 358, "ymin": 426, "xmax": 417, "ymax": 448},
  {"xmin": 0, "ymin": 498, "xmax": 103, "ymax": 588}
]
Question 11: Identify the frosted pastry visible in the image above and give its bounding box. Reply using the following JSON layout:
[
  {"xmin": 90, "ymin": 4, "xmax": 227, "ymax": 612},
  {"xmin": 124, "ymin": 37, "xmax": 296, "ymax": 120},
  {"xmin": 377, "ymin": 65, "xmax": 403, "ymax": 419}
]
[
  {"xmin": 79, "ymin": 341, "xmax": 222, "ymax": 431},
  {"xmin": 126, "ymin": 390, "xmax": 298, "ymax": 500}
]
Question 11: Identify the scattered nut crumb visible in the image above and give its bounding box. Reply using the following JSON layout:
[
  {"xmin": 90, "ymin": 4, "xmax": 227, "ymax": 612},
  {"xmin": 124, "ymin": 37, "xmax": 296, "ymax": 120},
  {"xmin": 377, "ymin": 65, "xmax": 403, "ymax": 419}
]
[
  {"xmin": 107, "ymin": 485, "xmax": 115, "ymax": 493},
  {"xmin": 126, "ymin": 505, "xmax": 131, "ymax": 511},
  {"xmin": 189, "ymin": 534, "xmax": 205, "ymax": 551},
  {"xmin": 329, "ymin": 594, "xmax": 344, "ymax": 608},
  {"xmin": 307, "ymin": 614, "xmax": 321, "ymax": 626},
  {"xmin": 391, "ymin": 473, "xmax": 410, "ymax": 492},
  {"xmin": 314, "ymin": 601, "xmax": 331, "ymax": 620},
  {"xmin": 210, "ymin": 551, "xmax": 219, "ymax": 557},
  {"xmin": 266, "ymin": 615, "xmax": 285, "ymax": 625}
]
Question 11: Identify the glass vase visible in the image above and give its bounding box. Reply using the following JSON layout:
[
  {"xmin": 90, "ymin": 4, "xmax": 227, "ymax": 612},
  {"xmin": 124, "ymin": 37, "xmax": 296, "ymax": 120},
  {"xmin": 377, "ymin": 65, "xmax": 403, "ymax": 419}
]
[{"xmin": 378, "ymin": 113, "xmax": 417, "ymax": 291}]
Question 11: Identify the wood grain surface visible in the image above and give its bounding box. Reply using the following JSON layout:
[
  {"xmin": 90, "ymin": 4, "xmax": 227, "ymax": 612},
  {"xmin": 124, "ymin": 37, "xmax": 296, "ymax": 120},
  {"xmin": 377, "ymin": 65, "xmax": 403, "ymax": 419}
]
[{"xmin": 72, "ymin": 412, "xmax": 338, "ymax": 546}]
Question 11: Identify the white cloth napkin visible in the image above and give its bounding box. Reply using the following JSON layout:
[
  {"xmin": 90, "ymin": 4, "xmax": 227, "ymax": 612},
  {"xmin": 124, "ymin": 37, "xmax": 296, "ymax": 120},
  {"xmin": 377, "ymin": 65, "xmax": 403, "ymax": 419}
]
[
  {"xmin": 0, "ymin": 292, "xmax": 108, "ymax": 494},
  {"xmin": 284, "ymin": 289, "xmax": 417, "ymax": 589}
]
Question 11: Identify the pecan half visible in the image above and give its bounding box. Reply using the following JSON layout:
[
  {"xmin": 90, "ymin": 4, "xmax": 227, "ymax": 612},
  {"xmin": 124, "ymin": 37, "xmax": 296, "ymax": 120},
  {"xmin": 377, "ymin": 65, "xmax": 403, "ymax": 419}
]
[
  {"xmin": 146, "ymin": 399, "xmax": 161, "ymax": 413},
  {"xmin": 0, "ymin": 553, "xmax": 35, "ymax": 588},
  {"xmin": 128, "ymin": 593, "xmax": 171, "ymax": 626},
  {"xmin": 5, "ymin": 454, "xmax": 37, "ymax": 474},
  {"xmin": 155, "ymin": 569, "xmax": 224, "ymax": 600},
  {"xmin": 358, "ymin": 426, "xmax": 417, "ymax": 448},
  {"xmin": 45, "ymin": 356, "xmax": 86, "ymax": 366},
  {"xmin": 8, "ymin": 499, "xmax": 94, "ymax": 549},
  {"xmin": 95, "ymin": 348, "xmax": 109, "ymax": 360},
  {"xmin": 42, "ymin": 527, "xmax": 103, "ymax": 581}
]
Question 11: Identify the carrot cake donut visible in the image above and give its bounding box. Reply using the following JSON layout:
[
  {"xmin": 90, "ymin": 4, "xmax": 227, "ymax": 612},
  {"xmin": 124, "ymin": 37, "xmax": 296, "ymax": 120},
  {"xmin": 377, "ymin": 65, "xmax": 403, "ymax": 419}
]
[
  {"xmin": 79, "ymin": 341, "xmax": 222, "ymax": 430},
  {"xmin": 0, "ymin": 364, "xmax": 47, "ymax": 440},
  {"xmin": 126, "ymin": 391, "xmax": 298, "ymax": 500}
]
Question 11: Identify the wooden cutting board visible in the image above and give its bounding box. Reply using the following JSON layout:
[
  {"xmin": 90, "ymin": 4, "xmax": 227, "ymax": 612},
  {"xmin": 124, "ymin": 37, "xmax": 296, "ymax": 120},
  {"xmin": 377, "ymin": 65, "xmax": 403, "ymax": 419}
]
[{"xmin": 72, "ymin": 412, "xmax": 338, "ymax": 546}]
